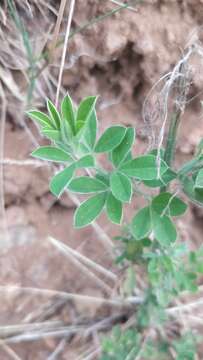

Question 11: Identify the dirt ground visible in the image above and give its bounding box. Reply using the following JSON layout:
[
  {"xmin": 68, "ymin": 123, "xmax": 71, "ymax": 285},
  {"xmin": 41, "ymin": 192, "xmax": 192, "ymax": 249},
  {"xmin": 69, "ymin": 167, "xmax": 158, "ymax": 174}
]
[{"xmin": 1, "ymin": 0, "xmax": 203, "ymax": 358}]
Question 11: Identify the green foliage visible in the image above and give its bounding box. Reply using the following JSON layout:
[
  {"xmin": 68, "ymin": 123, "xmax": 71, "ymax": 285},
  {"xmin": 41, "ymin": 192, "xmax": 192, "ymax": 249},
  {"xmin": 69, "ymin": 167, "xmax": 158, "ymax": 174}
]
[
  {"xmin": 47, "ymin": 99, "xmax": 61, "ymax": 128},
  {"xmin": 143, "ymin": 167, "xmax": 177, "ymax": 188},
  {"xmin": 29, "ymin": 93, "xmax": 203, "ymax": 360},
  {"xmin": 61, "ymin": 93, "xmax": 76, "ymax": 135},
  {"xmin": 181, "ymin": 176, "xmax": 203, "ymax": 207},
  {"xmin": 27, "ymin": 110, "xmax": 51, "ymax": 128},
  {"xmin": 74, "ymin": 192, "xmax": 107, "ymax": 228},
  {"xmin": 151, "ymin": 212, "xmax": 177, "ymax": 246},
  {"xmin": 131, "ymin": 206, "xmax": 151, "ymax": 240},
  {"xmin": 173, "ymin": 333, "xmax": 198, "ymax": 360},
  {"xmin": 42, "ymin": 129, "xmax": 61, "ymax": 142},
  {"xmin": 50, "ymin": 164, "xmax": 75, "ymax": 197},
  {"xmin": 68, "ymin": 176, "xmax": 108, "ymax": 193},
  {"xmin": 106, "ymin": 193, "xmax": 123, "ymax": 224},
  {"xmin": 119, "ymin": 155, "xmax": 168, "ymax": 180},
  {"xmin": 101, "ymin": 326, "xmax": 141, "ymax": 360},
  {"xmin": 110, "ymin": 171, "xmax": 132, "ymax": 203},
  {"xmin": 112, "ymin": 127, "xmax": 135, "ymax": 167},
  {"xmin": 101, "ymin": 326, "xmax": 198, "ymax": 360},
  {"xmin": 95, "ymin": 126, "xmax": 126, "ymax": 153},
  {"xmin": 151, "ymin": 192, "xmax": 187, "ymax": 217},
  {"xmin": 195, "ymin": 168, "xmax": 203, "ymax": 189},
  {"xmin": 83, "ymin": 110, "xmax": 97, "ymax": 150},
  {"xmin": 32, "ymin": 146, "xmax": 72, "ymax": 162},
  {"xmin": 76, "ymin": 96, "xmax": 98, "ymax": 133}
]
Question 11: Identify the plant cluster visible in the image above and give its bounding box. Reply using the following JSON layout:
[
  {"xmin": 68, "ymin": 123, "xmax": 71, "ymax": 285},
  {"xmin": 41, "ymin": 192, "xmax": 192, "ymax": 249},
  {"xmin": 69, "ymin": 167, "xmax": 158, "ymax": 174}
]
[{"xmin": 27, "ymin": 93, "xmax": 203, "ymax": 359}]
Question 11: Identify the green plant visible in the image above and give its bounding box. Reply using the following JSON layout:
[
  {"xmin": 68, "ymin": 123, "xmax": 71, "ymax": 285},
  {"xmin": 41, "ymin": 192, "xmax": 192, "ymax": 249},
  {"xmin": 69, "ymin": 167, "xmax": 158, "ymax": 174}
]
[{"xmin": 27, "ymin": 92, "xmax": 203, "ymax": 359}]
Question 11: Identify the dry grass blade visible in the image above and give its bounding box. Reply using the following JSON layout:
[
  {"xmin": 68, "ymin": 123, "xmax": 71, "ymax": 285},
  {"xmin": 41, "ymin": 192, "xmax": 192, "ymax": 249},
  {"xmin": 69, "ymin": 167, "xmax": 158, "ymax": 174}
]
[
  {"xmin": 49, "ymin": 0, "xmax": 67, "ymax": 57},
  {"xmin": 2, "ymin": 314, "xmax": 130, "ymax": 345},
  {"xmin": 108, "ymin": 0, "xmax": 138, "ymax": 12},
  {"xmin": 1, "ymin": 158, "xmax": 48, "ymax": 167},
  {"xmin": 81, "ymin": 348, "xmax": 101, "ymax": 360},
  {"xmin": 0, "ymin": 321, "xmax": 63, "ymax": 338},
  {"xmin": 0, "ymin": 285, "xmax": 131, "ymax": 307},
  {"xmin": 3, "ymin": 328, "xmax": 77, "ymax": 344},
  {"xmin": 0, "ymin": 340, "xmax": 22, "ymax": 360},
  {"xmin": 47, "ymin": 338, "xmax": 67, "ymax": 360},
  {"xmin": 55, "ymin": 0, "xmax": 76, "ymax": 107},
  {"xmin": 167, "ymin": 297, "xmax": 203, "ymax": 314},
  {"xmin": 49, "ymin": 237, "xmax": 117, "ymax": 281},
  {"xmin": 0, "ymin": 83, "xmax": 9, "ymax": 244},
  {"xmin": 48, "ymin": 237, "xmax": 112, "ymax": 294}
]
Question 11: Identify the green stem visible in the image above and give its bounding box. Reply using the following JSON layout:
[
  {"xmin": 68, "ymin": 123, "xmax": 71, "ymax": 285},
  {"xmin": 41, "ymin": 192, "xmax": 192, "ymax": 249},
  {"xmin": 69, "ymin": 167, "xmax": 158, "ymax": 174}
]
[
  {"xmin": 163, "ymin": 110, "xmax": 181, "ymax": 167},
  {"xmin": 160, "ymin": 110, "xmax": 182, "ymax": 192}
]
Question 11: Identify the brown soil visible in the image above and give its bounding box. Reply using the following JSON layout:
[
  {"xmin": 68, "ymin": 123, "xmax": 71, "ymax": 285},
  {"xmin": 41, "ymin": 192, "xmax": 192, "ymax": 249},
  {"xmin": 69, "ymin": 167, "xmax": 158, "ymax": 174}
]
[{"xmin": 1, "ymin": 0, "xmax": 203, "ymax": 358}]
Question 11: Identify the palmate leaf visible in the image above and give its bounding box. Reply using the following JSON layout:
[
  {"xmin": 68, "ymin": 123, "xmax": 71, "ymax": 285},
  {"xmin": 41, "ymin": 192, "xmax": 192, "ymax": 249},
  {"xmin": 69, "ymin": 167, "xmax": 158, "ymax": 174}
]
[
  {"xmin": 32, "ymin": 146, "xmax": 72, "ymax": 162},
  {"xmin": 75, "ymin": 96, "xmax": 98, "ymax": 133},
  {"xmin": 74, "ymin": 192, "xmax": 107, "ymax": 228},
  {"xmin": 95, "ymin": 126, "xmax": 126, "ymax": 153},
  {"xmin": 120, "ymin": 155, "xmax": 168, "ymax": 180},
  {"xmin": 110, "ymin": 171, "xmax": 132, "ymax": 203},
  {"xmin": 151, "ymin": 192, "xmax": 187, "ymax": 217},
  {"xmin": 106, "ymin": 192, "xmax": 123, "ymax": 224},
  {"xmin": 68, "ymin": 176, "xmax": 108, "ymax": 193},
  {"xmin": 131, "ymin": 206, "xmax": 151, "ymax": 240}
]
